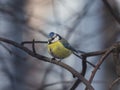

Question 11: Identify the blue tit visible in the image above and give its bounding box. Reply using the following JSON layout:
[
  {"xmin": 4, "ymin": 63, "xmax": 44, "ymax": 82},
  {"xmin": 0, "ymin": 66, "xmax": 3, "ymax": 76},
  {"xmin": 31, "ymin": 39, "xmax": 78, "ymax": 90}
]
[
  {"xmin": 47, "ymin": 33, "xmax": 96, "ymax": 67},
  {"xmin": 47, "ymin": 32, "xmax": 83, "ymax": 60}
]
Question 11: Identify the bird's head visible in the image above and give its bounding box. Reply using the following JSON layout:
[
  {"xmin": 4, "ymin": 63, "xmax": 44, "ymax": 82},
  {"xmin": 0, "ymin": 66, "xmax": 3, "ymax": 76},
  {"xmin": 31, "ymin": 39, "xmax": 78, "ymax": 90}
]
[{"xmin": 48, "ymin": 32, "xmax": 62, "ymax": 44}]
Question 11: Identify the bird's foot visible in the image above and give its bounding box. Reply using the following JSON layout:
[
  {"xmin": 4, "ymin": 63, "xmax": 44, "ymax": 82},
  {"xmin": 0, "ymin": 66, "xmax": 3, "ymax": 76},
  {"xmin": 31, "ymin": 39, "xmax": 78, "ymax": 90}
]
[
  {"xmin": 50, "ymin": 58, "xmax": 56, "ymax": 62},
  {"xmin": 58, "ymin": 59, "xmax": 62, "ymax": 62}
]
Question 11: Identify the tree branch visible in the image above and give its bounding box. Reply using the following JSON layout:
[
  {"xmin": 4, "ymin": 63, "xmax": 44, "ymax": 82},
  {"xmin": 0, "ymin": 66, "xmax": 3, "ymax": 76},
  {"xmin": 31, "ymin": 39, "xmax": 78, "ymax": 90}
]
[
  {"xmin": 109, "ymin": 77, "xmax": 120, "ymax": 90},
  {"xmin": 0, "ymin": 37, "xmax": 94, "ymax": 90}
]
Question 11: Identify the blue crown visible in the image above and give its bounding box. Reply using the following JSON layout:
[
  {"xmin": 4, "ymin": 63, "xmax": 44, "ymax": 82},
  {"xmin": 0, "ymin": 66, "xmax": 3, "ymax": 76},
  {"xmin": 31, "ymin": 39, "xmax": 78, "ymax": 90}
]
[{"xmin": 49, "ymin": 32, "xmax": 55, "ymax": 38}]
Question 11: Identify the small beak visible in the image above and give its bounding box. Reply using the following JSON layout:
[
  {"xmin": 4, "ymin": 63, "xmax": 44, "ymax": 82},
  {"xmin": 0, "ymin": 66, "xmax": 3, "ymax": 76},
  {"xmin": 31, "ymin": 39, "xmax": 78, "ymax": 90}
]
[{"xmin": 48, "ymin": 38, "xmax": 52, "ymax": 44}]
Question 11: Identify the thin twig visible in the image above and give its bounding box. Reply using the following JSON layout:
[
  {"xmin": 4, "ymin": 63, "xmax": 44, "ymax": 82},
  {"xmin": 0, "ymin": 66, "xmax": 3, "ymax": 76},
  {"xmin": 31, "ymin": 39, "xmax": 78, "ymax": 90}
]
[
  {"xmin": 73, "ymin": 52, "xmax": 96, "ymax": 68},
  {"xmin": 102, "ymin": 0, "xmax": 120, "ymax": 24},
  {"xmin": 21, "ymin": 41, "xmax": 47, "ymax": 45},
  {"xmin": 109, "ymin": 77, "xmax": 120, "ymax": 90},
  {"xmin": 70, "ymin": 56, "xmax": 87, "ymax": 90},
  {"xmin": 70, "ymin": 49, "xmax": 108, "ymax": 90},
  {"xmin": 112, "ymin": 42, "xmax": 120, "ymax": 76},
  {"xmin": 109, "ymin": 42, "xmax": 120, "ymax": 90},
  {"xmin": 85, "ymin": 47, "xmax": 114, "ymax": 90},
  {"xmin": 82, "ymin": 49, "xmax": 107, "ymax": 57}
]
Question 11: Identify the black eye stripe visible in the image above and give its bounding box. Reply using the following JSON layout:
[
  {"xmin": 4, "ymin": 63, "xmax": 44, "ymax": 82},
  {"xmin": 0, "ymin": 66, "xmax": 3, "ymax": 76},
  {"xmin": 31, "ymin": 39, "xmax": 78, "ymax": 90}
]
[
  {"xmin": 48, "ymin": 35, "xmax": 61, "ymax": 44},
  {"xmin": 52, "ymin": 35, "xmax": 58, "ymax": 40},
  {"xmin": 51, "ymin": 38, "xmax": 54, "ymax": 40}
]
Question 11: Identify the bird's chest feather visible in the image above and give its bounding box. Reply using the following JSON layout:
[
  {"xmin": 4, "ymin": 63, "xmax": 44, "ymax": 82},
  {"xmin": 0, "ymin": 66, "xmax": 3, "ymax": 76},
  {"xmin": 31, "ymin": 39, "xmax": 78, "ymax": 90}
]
[{"xmin": 47, "ymin": 41, "xmax": 72, "ymax": 59}]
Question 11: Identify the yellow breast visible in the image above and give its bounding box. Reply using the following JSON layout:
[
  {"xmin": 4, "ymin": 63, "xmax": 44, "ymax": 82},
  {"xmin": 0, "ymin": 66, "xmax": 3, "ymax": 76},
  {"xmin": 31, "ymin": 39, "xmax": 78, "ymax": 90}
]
[{"xmin": 47, "ymin": 41, "xmax": 72, "ymax": 59}]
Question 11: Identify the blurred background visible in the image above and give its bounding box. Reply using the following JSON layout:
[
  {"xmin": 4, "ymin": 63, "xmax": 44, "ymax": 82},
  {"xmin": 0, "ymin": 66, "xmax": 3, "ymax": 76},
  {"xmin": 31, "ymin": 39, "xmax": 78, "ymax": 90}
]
[{"xmin": 0, "ymin": 0, "xmax": 120, "ymax": 90}]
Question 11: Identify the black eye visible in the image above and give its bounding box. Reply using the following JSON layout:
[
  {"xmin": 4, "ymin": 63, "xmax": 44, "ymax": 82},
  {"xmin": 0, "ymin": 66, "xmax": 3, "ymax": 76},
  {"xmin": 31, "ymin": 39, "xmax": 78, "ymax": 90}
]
[{"xmin": 51, "ymin": 37, "xmax": 54, "ymax": 40}]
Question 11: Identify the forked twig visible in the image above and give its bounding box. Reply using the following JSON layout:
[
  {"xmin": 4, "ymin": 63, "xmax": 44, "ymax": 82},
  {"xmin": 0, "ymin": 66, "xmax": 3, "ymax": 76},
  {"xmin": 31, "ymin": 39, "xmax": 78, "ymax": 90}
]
[
  {"xmin": 85, "ymin": 47, "xmax": 114, "ymax": 90},
  {"xmin": 70, "ymin": 49, "xmax": 107, "ymax": 90}
]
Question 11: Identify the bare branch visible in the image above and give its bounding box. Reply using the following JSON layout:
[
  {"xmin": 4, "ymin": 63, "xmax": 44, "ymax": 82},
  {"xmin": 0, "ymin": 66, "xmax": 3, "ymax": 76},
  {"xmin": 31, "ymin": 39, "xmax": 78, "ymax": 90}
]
[
  {"xmin": 0, "ymin": 37, "xmax": 94, "ymax": 90},
  {"xmin": 70, "ymin": 56, "xmax": 87, "ymax": 90},
  {"xmin": 109, "ymin": 77, "xmax": 120, "ymax": 90},
  {"xmin": 85, "ymin": 47, "xmax": 114, "ymax": 90},
  {"xmin": 21, "ymin": 40, "xmax": 47, "ymax": 45},
  {"xmin": 82, "ymin": 49, "xmax": 107, "ymax": 57},
  {"xmin": 102, "ymin": 0, "xmax": 120, "ymax": 24}
]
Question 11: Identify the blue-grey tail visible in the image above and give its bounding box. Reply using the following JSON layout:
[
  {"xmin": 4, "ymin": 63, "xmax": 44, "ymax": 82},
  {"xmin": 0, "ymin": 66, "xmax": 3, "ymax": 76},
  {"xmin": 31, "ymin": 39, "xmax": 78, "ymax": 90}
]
[
  {"xmin": 72, "ymin": 52, "xmax": 82, "ymax": 59},
  {"xmin": 75, "ymin": 50, "xmax": 85, "ymax": 54},
  {"xmin": 72, "ymin": 48, "xmax": 85, "ymax": 59},
  {"xmin": 72, "ymin": 49, "xmax": 96, "ymax": 68},
  {"xmin": 71, "ymin": 47, "xmax": 85, "ymax": 54}
]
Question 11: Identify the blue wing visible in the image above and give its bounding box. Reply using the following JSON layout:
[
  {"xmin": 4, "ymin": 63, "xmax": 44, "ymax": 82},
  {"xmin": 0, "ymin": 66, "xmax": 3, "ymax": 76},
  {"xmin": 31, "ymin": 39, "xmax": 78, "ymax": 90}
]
[
  {"xmin": 60, "ymin": 39, "xmax": 85, "ymax": 53},
  {"xmin": 60, "ymin": 38, "xmax": 96, "ymax": 67}
]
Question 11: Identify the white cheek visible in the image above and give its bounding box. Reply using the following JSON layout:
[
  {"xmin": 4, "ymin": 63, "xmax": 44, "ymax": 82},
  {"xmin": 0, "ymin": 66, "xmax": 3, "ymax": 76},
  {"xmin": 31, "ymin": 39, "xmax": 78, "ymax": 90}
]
[{"xmin": 51, "ymin": 36, "xmax": 59, "ymax": 42}]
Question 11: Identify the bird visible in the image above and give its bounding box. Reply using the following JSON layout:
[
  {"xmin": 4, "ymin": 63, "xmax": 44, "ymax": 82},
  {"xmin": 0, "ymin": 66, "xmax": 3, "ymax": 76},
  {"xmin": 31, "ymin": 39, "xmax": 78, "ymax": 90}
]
[
  {"xmin": 47, "ymin": 32, "xmax": 96, "ymax": 68},
  {"xmin": 47, "ymin": 32, "xmax": 84, "ymax": 60}
]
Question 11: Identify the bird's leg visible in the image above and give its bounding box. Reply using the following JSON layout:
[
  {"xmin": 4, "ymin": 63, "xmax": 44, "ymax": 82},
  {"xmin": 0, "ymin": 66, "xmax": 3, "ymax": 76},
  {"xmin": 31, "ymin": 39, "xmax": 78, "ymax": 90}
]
[
  {"xmin": 58, "ymin": 59, "xmax": 62, "ymax": 62},
  {"xmin": 51, "ymin": 57, "xmax": 56, "ymax": 60},
  {"xmin": 50, "ymin": 58, "xmax": 62, "ymax": 63},
  {"xmin": 50, "ymin": 57, "xmax": 56, "ymax": 62}
]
